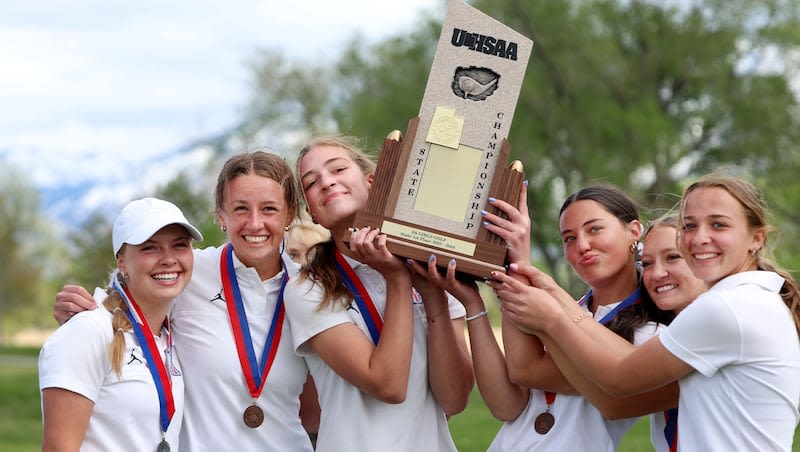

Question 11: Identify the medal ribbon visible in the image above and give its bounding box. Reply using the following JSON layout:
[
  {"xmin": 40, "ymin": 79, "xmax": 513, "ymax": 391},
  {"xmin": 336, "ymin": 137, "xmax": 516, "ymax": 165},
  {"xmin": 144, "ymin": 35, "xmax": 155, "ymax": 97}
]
[
  {"xmin": 543, "ymin": 287, "xmax": 642, "ymax": 417},
  {"xmin": 113, "ymin": 278, "xmax": 175, "ymax": 435},
  {"xmin": 333, "ymin": 248, "xmax": 383, "ymax": 344},
  {"xmin": 220, "ymin": 243, "xmax": 287, "ymax": 399},
  {"xmin": 663, "ymin": 407, "xmax": 679, "ymax": 451},
  {"xmin": 580, "ymin": 287, "xmax": 643, "ymax": 325},
  {"xmin": 543, "ymin": 390, "xmax": 556, "ymax": 410},
  {"xmin": 586, "ymin": 286, "xmax": 676, "ymax": 450}
]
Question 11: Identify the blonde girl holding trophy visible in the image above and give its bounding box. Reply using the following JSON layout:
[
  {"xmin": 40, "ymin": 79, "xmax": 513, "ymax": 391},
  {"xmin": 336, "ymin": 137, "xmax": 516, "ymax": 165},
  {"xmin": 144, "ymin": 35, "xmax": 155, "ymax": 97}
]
[{"xmin": 286, "ymin": 135, "xmax": 474, "ymax": 452}]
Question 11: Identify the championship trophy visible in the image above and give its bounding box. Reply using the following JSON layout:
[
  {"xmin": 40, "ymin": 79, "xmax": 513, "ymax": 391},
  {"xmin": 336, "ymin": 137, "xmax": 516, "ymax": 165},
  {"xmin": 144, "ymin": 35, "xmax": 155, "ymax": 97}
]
[{"xmin": 350, "ymin": 0, "xmax": 534, "ymax": 279}]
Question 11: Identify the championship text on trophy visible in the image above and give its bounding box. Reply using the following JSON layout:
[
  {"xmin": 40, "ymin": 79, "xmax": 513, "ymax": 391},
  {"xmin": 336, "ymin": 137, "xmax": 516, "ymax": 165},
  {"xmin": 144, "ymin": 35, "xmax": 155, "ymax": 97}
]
[{"xmin": 351, "ymin": 0, "xmax": 534, "ymax": 279}]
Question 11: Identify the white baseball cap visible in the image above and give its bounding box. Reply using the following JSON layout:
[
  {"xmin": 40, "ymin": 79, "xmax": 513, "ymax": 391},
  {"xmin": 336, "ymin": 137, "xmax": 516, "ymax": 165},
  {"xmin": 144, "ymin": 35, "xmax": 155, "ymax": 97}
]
[{"xmin": 112, "ymin": 197, "xmax": 204, "ymax": 255}]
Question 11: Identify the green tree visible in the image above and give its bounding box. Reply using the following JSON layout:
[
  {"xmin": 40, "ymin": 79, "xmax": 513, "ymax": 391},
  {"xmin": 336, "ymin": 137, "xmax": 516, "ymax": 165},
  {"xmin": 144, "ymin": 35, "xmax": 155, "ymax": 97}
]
[
  {"xmin": 471, "ymin": 0, "xmax": 800, "ymax": 288},
  {"xmin": 62, "ymin": 212, "xmax": 115, "ymax": 291},
  {"xmin": 332, "ymin": 15, "xmax": 444, "ymax": 150},
  {"xmin": 325, "ymin": 0, "xmax": 800, "ymax": 291},
  {"xmin": 235, "ymin": 0, "xmax": 800, "ymax": 291},
  {"xmin": 155, "ymin": 171, "xmax": 226, "ymax": 247},
  {"xmin": 0, "ymin": 163, "xmax": 50, "ymax": 341}
]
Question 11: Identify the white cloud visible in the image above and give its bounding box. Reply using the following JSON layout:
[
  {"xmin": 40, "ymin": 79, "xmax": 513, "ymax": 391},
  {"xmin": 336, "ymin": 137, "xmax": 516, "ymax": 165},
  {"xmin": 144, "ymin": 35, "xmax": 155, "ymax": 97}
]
[{"xmin": 0, "ymin": 0, "xmax": 443, "ymax": 196}]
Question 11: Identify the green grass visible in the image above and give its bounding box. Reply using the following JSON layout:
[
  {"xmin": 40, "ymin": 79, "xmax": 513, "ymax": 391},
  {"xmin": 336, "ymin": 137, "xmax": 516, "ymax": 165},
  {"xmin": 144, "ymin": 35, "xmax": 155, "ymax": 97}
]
[
  {"xmin": 450, "ymin": 389, "xmax": 503, "ymax": 451},
  {"xmin": 448, "ymin": 388, "xmax": 658, "ymax": 452},
  {"xmin": 0, "ymin": 348, "xmax": 40, "ymax": 452},
  {"xmin": 3, "ymin": 346, "xmax": 799, "ymax": 451}
]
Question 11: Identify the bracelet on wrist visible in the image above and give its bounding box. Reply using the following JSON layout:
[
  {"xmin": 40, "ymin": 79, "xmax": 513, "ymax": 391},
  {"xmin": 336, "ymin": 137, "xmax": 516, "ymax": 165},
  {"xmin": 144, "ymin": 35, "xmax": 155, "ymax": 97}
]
[{"xmin": 465, "ymin": 310, "xmax": 488, "ymax": 322}]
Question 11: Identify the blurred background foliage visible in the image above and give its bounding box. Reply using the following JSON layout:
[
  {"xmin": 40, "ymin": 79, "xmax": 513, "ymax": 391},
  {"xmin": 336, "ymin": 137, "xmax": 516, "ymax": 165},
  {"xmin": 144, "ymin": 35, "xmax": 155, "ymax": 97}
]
[{"xmin": 3, "ymin": 0, "xmax": 800, "ymax": 341}]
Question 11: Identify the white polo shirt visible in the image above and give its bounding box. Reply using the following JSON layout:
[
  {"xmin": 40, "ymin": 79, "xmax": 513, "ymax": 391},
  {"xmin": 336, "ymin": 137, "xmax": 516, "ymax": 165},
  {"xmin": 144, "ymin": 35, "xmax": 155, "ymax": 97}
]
[
  {"xmin": 285, "ymin": 253, "xmax": 466, "ymax": 452},
  {"xmin": 172, "ymin": 245, "xmax": 312, "ymax": 452},
  {"xmin": 660, "ymin": 271, "xmax": 800, "ymax": 451},
  {"xmin": 39, "ymin": 300, "xmax": 185, "ymax": 452},
  {"xmin": 488, "ymin": 304, "xmax": 665, "ymax": 452}
]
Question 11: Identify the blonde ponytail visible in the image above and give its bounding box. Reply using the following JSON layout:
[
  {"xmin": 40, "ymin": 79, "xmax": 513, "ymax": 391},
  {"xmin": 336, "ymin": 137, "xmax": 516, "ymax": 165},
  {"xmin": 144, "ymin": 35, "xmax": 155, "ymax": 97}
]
[{"xmin": 103, "ymin": 272, "xmax": 133, "ymax": 378}]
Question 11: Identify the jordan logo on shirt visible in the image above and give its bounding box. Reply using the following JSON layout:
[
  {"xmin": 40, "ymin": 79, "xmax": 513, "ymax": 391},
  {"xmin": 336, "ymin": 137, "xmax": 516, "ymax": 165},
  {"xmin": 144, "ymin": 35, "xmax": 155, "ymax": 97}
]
[
  {"xmin": 209, "ymin": 290, "xmax": 224, "ymax": 304},
  {"xmin": 127, "ymin": 348, "xmax": 144, "ymax": 365}
]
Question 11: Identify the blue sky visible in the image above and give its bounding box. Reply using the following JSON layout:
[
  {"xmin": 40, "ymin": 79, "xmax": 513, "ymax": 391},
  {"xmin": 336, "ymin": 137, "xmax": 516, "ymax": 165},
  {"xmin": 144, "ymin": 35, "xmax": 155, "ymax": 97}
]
[{"xmin": 0, "ymin": 0, "xmax": 442, "ymax": 218}]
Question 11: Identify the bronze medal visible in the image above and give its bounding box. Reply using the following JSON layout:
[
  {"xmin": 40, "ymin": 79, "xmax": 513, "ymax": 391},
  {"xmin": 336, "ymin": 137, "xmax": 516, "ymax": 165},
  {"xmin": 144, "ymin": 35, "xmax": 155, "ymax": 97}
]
[
  {"xmin": 534, "ymin": 411, "xmax": 555, "ymax": 434},
  {"xmin": 156, "ymin": 439, "xmax": 171, "ymax": 452},
  {"xmin": 243, "ymin": 404, "xmax": 264, "ymax": 428}
]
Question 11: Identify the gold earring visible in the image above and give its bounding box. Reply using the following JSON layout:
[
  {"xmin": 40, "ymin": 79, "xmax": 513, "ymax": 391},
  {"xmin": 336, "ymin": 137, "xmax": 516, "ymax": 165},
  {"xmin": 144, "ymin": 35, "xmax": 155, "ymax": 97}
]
[
  {"xmin": 221, "ymin": 225, "xmax": 227, "ymax": 232},
  {"xmin": 284, "ymin": 226, "xmax": 290, "ymax": 232}
]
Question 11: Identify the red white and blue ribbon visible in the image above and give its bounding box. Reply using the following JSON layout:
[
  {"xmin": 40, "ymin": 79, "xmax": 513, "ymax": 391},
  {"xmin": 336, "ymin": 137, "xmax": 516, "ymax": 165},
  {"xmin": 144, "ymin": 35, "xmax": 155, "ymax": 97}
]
[
  {"xmin": 113, "ymin": 278, "xmax": 175, "ymax": 437},
  {"xmin": 581, "ymin": 287, "xmax": 643, "ymax": 325},
  {"xmin": 585, "ymin": 286, "xmax": 678, "ymax": 450},
  {"xmin": 333, "ymin": 248, "xmax": 383, "ymax": 345},
  {"xmin": 220, "ymin": 243, "xmax": 287, "ymax": 400},
  {"xmin": 663, "ymin": 407, "xmax": 679, "ymax": 451}
]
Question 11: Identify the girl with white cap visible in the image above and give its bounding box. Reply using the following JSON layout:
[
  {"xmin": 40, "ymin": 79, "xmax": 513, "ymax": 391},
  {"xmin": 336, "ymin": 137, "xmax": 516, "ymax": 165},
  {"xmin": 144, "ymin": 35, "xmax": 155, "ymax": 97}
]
[{"xmin": 39, "ymin": 197, "xmax": 202, "ymax": 452}]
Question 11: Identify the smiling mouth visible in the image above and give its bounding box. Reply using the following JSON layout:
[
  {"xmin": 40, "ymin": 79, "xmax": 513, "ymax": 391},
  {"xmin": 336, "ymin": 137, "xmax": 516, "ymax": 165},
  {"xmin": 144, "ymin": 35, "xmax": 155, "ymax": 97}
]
[
  {"xmin": 244, "ymin": 235, "xmax": 268, "ymax": 244},
  {"xmin": 693, "ymin": 252, "xmax": 718, "ymax": 261},
  {"xmin": 153, "ymin": 273, "xmax": 178, "ymax": 281},
  {"xmin": 655, "ymin": 284, "xmax": 676, "ymax": 293},
  {"xmin": 323, "ymin": 192, "xmax": 347, "ymax": 205}
]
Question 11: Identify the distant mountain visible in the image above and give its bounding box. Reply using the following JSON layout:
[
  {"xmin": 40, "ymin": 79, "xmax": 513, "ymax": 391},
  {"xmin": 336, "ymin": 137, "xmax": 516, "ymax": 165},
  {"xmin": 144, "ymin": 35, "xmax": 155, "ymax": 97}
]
[{"xmin": 37, "ymin": 144, "xmax": 217, "ymax": 233}]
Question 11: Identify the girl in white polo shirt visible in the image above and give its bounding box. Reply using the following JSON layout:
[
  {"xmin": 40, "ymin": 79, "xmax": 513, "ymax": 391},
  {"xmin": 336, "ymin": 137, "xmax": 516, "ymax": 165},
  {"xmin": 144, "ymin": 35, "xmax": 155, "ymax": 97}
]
[
  {"xmin": 475, "ymin": 184, "xmax": 678, "ymax": 451},
  {"xmin": 40, "ymin": 197, "xmax": 202, "ymax": 451},
  {"xmin": 285, "ymin": 135, "xmax": 474, "ymax": 452}
]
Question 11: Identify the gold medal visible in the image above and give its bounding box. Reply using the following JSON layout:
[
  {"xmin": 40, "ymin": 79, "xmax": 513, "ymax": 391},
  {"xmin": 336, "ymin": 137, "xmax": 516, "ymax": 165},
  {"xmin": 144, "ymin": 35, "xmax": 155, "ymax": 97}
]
[
  {"xmin": 534, "ymin": 411, "xmax": 555, "ymax": 434},
  {"xmin": 243, "ymin": 404, "xmax": 264, "ymax": 428}
]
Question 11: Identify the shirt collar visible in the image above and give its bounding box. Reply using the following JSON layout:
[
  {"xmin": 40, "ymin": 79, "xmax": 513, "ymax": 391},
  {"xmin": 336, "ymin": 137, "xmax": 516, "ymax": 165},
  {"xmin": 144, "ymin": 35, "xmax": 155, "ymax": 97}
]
[{"xmin": 710, "ymin": 270, "xmax": 784, "ymax": 293}]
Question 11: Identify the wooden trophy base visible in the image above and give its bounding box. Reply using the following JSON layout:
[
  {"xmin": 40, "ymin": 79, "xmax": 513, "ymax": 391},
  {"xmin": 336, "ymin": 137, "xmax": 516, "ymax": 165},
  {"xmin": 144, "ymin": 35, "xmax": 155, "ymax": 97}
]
[{"xmin": 348, "ymin": 118, "xmax": 523, "ymax": 280}]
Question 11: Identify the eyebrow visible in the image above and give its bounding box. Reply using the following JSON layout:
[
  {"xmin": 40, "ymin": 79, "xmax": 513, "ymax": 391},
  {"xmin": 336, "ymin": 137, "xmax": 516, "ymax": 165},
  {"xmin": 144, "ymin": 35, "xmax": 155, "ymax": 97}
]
[
  {"xmin": 560, "ymin": 218, "xmax": 603, "ymax": 237},
  {"xmin": 140, "ymin": 234, "xmax": 191, "ymax": 246},
  {"xmin": 300, "ymin": 157, "xmax": 349, "ymax": 181},
  {"xmin": 230, "ymin": 199, "xmax": 280, "ymax": 206},
  {"xmin": 682, "ymin": 214, "xmax": 733, "ymax": 222}
]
